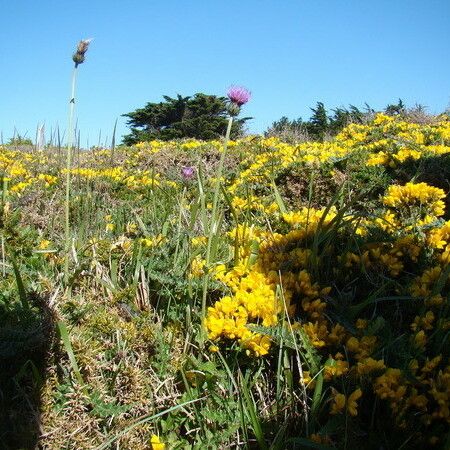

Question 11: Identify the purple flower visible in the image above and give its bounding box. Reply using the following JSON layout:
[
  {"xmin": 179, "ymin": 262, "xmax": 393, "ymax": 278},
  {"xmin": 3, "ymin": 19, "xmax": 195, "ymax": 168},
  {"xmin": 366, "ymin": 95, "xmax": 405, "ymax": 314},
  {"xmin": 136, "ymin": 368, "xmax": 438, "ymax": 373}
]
[
  {"xmin": 227, "ymin": 86, "xmax": 251, "ymax": 106},
  {"xmin": 181, "ymin": 166, "xmax": 195, "ymax": 180}
]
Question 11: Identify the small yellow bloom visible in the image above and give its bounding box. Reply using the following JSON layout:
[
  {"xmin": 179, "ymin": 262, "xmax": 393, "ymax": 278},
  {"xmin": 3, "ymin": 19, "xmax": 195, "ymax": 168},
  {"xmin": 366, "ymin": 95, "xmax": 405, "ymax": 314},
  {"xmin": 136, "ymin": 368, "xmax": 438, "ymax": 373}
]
[
  {"xmin": 347, "ymin": 388, "xmax": 362, "ymax": 416},
  {"xmin": 356, "ymin": 319, "xmax": 368, "ymax": 330},
  {"xmin": 38, "ymin": 240, "xmax": 51, "ymax": 250},
  {"xmin": 190, "ymin": 256, "xmax": 206, "ymax": 278},
  {"xmin": 150, "ymin": 434, "xmax": 165, "ymax": 450},
  {"xmin": 356, "ymin": 358, "xmax": 386, "ymax": 376},
  {"xmin": 126, "ymin": 222, "xmax": 138, "ymax": 234},
  {"xmin": 330, "ymin": 390, "xmax": 346, "ymax": 415},
  {"xmin": 414, "ymin": 330, "xmax": 427, "ymax": 349},
  {"xmin": 330, "ymin": 388, "xmax": 362, "ymax": 416}
]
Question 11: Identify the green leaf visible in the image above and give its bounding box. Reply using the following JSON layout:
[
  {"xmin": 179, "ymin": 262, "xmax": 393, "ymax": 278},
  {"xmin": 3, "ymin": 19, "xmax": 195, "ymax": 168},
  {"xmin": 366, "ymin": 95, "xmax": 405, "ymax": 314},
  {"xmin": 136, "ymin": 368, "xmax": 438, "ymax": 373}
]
[
  {"xmin": 271, "ymin": 180, "xmax": 287, "ymax": 215},
  {"xmin": 311, "ymin": 372, "xmax": 323, "ymax": 418},
  {"xmin": 239, "ymin": 371, "xmax": 268, "ymax": 450},
  {"xmin": 11, "ymin": 258, "xmax": 29, "ymax": 312},
  {"xmin": 90, "ymin": 390, "xmax": 132, "ymax": 418}
]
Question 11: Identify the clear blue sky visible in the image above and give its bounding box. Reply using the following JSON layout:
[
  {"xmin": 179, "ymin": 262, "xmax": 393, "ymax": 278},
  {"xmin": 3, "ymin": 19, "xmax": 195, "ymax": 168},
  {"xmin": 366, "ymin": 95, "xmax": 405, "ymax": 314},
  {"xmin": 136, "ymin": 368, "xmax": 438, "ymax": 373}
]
[{"xmin": 1, "ymin": 0, "xmax": 449, "ymax": 146}]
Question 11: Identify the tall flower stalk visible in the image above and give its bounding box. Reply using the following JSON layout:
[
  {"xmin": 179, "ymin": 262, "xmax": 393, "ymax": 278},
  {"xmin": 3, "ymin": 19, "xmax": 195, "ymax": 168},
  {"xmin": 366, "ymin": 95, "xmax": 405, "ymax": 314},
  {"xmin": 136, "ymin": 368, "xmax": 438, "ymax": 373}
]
[
  {"xmin": 201, "ymin": 86, "xmax": 251, "ymax": 328},
  {"xmin": 64, "ymin": 39, "xmax": 91, "ymax": 284}
]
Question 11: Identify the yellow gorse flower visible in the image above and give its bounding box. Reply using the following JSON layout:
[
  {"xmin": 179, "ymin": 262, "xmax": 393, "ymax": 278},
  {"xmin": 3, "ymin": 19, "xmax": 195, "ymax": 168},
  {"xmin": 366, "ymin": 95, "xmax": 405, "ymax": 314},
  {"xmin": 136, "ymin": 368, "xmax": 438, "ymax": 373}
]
[
  {"xmin": 382, "ymin": 182, "xmax": 445, "ymax": 218},
  {"xmin": 150, "ymin": 434, "xmax": 165, "ymax": 450},
  {"xmin": 330, "ymin": 388, "xmax": 362, "ymax": 416}
]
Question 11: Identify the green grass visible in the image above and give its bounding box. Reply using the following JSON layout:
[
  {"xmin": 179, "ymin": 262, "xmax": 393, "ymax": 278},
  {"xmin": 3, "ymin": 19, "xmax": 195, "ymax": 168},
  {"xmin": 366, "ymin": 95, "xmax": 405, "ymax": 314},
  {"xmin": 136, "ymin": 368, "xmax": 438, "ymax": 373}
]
[{"xmin": 0, "ymin": 120, "xmax": 449, "ymax": 449}]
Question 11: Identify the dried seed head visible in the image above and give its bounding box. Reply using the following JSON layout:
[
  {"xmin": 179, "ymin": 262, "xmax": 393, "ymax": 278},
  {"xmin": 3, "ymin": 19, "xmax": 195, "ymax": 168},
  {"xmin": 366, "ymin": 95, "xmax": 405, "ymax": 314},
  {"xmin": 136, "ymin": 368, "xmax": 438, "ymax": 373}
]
[{"xmin": 72, "ymin": 39, "xmax": 92, "ymax": 67}]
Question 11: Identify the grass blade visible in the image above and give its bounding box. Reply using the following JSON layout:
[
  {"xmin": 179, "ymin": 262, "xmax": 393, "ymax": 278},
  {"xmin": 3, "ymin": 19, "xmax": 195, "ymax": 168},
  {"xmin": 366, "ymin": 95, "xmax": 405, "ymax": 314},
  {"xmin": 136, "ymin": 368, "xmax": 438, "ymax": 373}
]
[{"xmin": 57, "ymin": 320, "xmax": 85, "ymax": 389}]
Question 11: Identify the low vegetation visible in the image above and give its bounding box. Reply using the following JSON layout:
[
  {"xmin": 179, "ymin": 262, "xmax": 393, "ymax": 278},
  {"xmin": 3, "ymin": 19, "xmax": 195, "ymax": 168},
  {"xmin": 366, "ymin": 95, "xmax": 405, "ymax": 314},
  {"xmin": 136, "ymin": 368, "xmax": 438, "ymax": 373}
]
[{"xmin": 0, "ymin": 113, "xmax": 449, "ymax": 449}]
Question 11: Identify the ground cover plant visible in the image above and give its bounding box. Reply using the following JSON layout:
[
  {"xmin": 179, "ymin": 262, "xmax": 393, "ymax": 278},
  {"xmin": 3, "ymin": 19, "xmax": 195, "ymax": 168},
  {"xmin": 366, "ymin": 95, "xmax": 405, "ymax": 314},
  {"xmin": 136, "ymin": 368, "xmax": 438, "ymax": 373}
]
[{"xmin": 1, "ymin": 107, "xmax": 449, "ymax": 449}]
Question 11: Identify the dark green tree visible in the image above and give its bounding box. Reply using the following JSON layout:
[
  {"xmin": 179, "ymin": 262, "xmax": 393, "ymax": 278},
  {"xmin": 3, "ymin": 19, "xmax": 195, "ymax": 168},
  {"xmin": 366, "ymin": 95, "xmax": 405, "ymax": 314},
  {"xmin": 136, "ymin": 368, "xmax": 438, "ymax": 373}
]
[
  {"xmin": 329, "ymin": 104, "xmax": 369, "ymax": 134},
  {"xmin": 122, "ymin": 93, "xmax": 250, "ymax": 144},
  {"xmin": 266, "ymin": 102, "xmax": 377, "ymax": 142},
  {"xmin": 385, "ymin": 98, "xmax": 405, "ymax": 116},
  {"xmin": 306, "ymin": 102, "xmax": 329, "ymax": 141}
]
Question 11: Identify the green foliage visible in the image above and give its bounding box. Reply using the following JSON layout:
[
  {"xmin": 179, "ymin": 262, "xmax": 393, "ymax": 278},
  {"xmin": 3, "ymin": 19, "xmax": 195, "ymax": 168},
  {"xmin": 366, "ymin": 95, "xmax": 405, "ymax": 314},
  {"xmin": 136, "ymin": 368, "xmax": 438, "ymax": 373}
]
[
  {"xmin": 0, "ymin": 220, "xmax": 54, "ymax": 449},
  {"xmin": 2, "ymin": 114, "xmax": 449, "ymax": 449},
  {"xmin": 308, "ymin": 102, "xmax": 329, "ymax": 141},
  {"xmin": 266, "ymin": 101, "xmax": 371, "ymax": 142},
  {"xmin": 122, "ymin": 93, "xmax": 250, "ymax": 144},
  {"xmin": 7, "ymin": 134, "xmax": 33, "ymax": 146},
  {"xmin": 266, "ymin": 99, "xmax": 443, "ymax": 143},
  {"xmin": 328, "ymin": 104, "xmax": 370, "ymax": 134},
  {"xmin": 385, "ymin": 98, "xmax": 405, "ymax": 116}
]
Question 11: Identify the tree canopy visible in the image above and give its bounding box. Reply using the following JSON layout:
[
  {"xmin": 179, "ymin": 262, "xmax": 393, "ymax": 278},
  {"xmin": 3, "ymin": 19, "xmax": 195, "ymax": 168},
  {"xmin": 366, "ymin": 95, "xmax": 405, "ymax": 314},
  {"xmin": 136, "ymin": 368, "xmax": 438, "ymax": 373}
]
[
  {"xmin": 122, "ymin": 93, "xmax": 250, "ymax": 145},
  {"xmin": 265, "ymin": 101, "xmax": 421, "ymax": 142}
]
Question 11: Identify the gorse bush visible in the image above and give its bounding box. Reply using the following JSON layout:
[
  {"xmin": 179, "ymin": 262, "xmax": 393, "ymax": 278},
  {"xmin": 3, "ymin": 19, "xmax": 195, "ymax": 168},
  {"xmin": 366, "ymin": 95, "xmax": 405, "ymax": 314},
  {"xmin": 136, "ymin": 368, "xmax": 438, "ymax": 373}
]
[{"xmin": 0, "ymin": 113, "xmax": 449, "ymax": 449}]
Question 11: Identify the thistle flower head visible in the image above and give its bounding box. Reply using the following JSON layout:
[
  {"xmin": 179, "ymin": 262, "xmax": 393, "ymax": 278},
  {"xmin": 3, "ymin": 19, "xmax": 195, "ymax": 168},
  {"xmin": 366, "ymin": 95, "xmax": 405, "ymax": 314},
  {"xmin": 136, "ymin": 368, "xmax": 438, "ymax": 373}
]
[
  {"xmin": 181, "ymin": 166, "xmax": 195, "ymax": 180},
  {"xmin": 227, "ymin": 86, "xmax": 251, "ymax": 107},
  {"xmin": 72, "ymin": 38, "xmax": 93, "ymax": 67}
]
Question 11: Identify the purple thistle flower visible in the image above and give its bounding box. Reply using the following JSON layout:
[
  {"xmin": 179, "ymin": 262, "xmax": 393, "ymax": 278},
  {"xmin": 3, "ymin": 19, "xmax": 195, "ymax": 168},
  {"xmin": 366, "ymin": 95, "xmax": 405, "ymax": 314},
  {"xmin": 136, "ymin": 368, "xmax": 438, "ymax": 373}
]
[
  {"xmin": 227, "ymin": 86, "xmax": 251, "ymax": 106},
  {"xmin": 181, "ymin": 166, "xmax": 195, "ymax": 180}
]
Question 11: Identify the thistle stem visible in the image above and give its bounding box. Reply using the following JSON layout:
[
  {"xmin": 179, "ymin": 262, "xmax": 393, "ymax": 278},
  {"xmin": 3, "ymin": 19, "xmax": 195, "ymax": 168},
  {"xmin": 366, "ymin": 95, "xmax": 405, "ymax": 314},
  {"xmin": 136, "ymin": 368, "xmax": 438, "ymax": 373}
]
[
  {"xmin": 201, "ymin": 116, "xmax": 233, "ymax": 333},
  {"xmin": 64, "ymin": 66, "xmax": 78, "ymax": 284}
]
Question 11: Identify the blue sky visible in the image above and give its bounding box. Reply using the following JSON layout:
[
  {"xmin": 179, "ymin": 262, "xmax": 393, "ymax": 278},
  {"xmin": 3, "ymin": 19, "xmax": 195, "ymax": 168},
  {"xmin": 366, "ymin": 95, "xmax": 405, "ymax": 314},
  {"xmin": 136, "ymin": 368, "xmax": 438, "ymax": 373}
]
[{"xmin": 1, "ymin": 0, "xmax": 449, "ymax": 146}]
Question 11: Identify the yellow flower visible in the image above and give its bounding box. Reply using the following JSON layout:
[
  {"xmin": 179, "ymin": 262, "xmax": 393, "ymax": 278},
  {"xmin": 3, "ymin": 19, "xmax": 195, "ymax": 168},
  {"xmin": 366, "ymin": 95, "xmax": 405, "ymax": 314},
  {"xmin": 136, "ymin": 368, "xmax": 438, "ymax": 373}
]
[
  {"xmin": 330, "ymin": 388, "xmax": 362, "ymax": 416},
  {"xmin": 330, "ymin": 390, "xmax": 346, "ymax": 415},
  {"xmin": 408, "ymin": 391, "xmax": 428, "ymax": 410},
  {"xmin": 191, "ymin": 236, "xmax": 207, "ymax": 247},
  {"xmin": 190, "ymin": 256, "xmax": 206, "ymax": 278},
  {"xmin": 374, "ymin": 368, "xmax": 407, "ymax": 412},
  {"xmin": 356, "ymin": 358, "xmax": 386, "ymax": 376},
  {"xmin": 38, "ymin": 240, "xmax": 51, "ymax": 250},
  {"xmin": 150, "ymin": 434, "xmax": 165, "ymax": 450},
  {"xmin": 126, "ymin": 222, "xmax": 138, "ymax": 234},
  {"xmin": 346, "ymin": 335, "xmax": 377, "ymax": 360},
  {"xmin": 302, "ymin": 321, "xmax": 328, "ymax": 348},
  {"xmin": 324, "ymin": 357, "xmax": 349, "ymax": 380},
  {"xmin": 414, "ymin": 330, "xmax": 427, "ymax": 349},
  {"xmin": 347, "ymin": 388, "xmax": 362, "ymax": 416},
  {"xmin": 301, "ymin": 371, "xmax": 316, "ymax": 389},
  {"xmin": 355, "ymin": 318, "xmax": 368, "ymax": 330},
  {"xmin": 382, "ymin": 182, "xmax": 446, "ymax": 218},
  {"xmin": 327, "ymin": 323, "xmax": 347, "ymax": 346}
]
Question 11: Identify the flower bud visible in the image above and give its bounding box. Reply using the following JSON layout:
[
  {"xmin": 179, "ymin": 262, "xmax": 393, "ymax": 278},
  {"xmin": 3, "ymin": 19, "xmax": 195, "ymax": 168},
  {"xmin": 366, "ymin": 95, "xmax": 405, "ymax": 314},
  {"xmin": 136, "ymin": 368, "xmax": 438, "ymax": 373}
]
[{"xmin": 227, "ymin": 103, "xmax": 241, "ymax": 117}]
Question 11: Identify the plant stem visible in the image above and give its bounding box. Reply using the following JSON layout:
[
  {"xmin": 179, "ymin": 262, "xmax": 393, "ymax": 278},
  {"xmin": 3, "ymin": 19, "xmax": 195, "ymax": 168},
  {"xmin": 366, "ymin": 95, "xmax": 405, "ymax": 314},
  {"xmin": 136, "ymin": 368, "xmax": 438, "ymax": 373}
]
[
  {"xmin": 64, "ymin": 66, "xmax": 78, "ymax": 284},
  {"xmin": 201, "ymin": 117, "xmax": 233, "ymax": 333}
]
